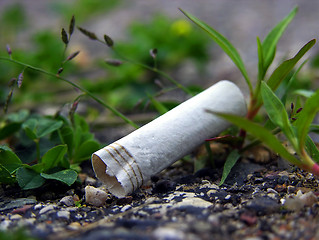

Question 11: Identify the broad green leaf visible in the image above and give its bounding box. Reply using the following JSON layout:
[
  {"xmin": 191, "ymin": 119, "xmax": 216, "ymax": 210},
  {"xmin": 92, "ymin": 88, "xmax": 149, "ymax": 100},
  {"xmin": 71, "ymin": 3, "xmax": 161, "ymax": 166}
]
[
  {"xmin": 267, "ymin": 39, "xmax": 316, "ymax": 91},
  {"xmin": 208, "ymin": 111, "xmax": 300, "ymax": 165},
  {"xmin": 260, "ymin": 82, "xmax": 297, "ymax": 148},
  {"xmin": 0, "ymin": 163, "xmax": 16, "ymax": 184},
  {"xmin": 6, "ymin": 109, "xmax": 29, "ymax": 122},
  {"xmin": 0, "ymin": 122, "xmax": 22, "ymax": 140},
  {"xmin": 74, "ymin": 114, "xmax": 89, "ymax": 132},
  {"xmin": 36, "ymin": 118, "xmax": 63, "ymax": 138},
  {"xmin": 73, "ymin": 140, "xmax": 100, "ymax": 163},
  {"xmin": 22, "ymin": 118, "xmax": 63, "ymax": 139},
  {"xmin": 41, "ymin": 145, "xmax": 67, "ymax": 171},
  {"xmin": 219, "ymin": 150, "xmax": 240, "ymax": 186},
  {"xmin": 41, "ymin": 169, "xmax": 77, "ymax": 186},
  {"xmin": 294, "ymin": 89, "xmax": 319, "ymax": 151},
  {"xmin": 0, "ymin": 145, "xmax": 22, "ymax": 173},
  {"xmin": 179, "ymin": 8, "xmax": 252, "ymax": 92},
  {"xmin": 16, "ymin": 167, "xmax": 45, "ymax": 190},
  {"xmin": 0, "ymin": 110, "xmax": 29, "ymax": 140},
  {"xmin": 262, "ymin": 7, "xmax": 298, "ymax": 75},
  {"xmin": 22, "ymin": 118, "xmax": 38, "ymax": 140},
  {"xmin": 305, "ymin": 136, "xmax": 319, "ymax": 163},
  {"xmin": 59, "ymin": 126, "xmax": 74, "ymax": 158}
]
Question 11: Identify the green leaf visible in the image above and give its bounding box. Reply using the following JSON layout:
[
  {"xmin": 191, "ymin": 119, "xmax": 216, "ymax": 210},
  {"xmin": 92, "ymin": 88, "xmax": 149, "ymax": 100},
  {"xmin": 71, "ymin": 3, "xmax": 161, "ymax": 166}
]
[
  {"xmin": 73, "ymin": 140, "xmax": 100, "ymax": 163},
  {"xmin": 267, "ymin": 39, "xmax": 316, "ymax": 91},
  {"xmin": 41, "ymin": 169, "xmax": 77, "ymax": 186},
  {"xmin": 219, "ymin": 150, "xmax": 240, "ymax": 186},
  {"xmin": 6, "ymin": 109, "xmax": 29, "ymax": 122},
  {"xmin": 16, "ymin": 167, "xmax": 45, "ymax": 190},
  {"xmin": 208, "ymin": 111, "xmax": 300, "ymax": 165},
  {"xmin": 260, "ymin": 82, "xmax": 297, "ymax": 148},
  {"xmin": 305, "ymin": 136, "xmax": 319, "ymax": 163},
  {"xmin": 256, "ymin": 36, "xmax": 264, "ymax": 81},
  {"xmin": 294, "ymin": 88, "xmax": 319, "ymax": 151},
  {"xmin": 293, "ymin": 89, "xmax": 314, "ymax": 98},
  {"xmin": 0, "ymin": 145, "xmax": 22, "ymax": 173},
  {"xmin": 262, "ymin": 7, "xmax": 298, "ymax": 75},
  {"xmin": 179, "ymin": 8, "xmax": 252, "ymax": 93},
  {"xmin": 59, "ymin": 126, "xmax": 74, "ymax": 158},
  {"xmin": 148, "ymin": 95, "xmax": 168, "ymax": 115},
  {"xmin": 0, "ymin": 122, "xmax": 22, "ymax": 140},
  {"xmin": 279, "ymin": 59, "xmax": 308, "ymax": 104},
  {"xmin": 36, "ymin": 118, "xmax": 63, "ymax": 138},
  {"xmin": 42, "ymin": 145, "xmax": 67, "ymax": 171},
  {"xmin": 22, "ymin": 118, "xmax": 38, "ymax": 140},
  {"xmin": 22, "ymin": 118, "xmax": 63, "ymax": 139},
  {"xmin": 0, "ymin": 163, "xmax": 16, "ymax": 184},
  {"xmin": 74, "ymin": 114, "xmax": 89, "ymax": 132}
]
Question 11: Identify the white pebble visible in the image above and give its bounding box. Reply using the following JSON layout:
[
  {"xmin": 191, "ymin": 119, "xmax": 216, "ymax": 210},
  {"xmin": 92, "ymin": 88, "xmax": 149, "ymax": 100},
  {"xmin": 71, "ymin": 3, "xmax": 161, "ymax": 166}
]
[
  {"xmin": 0, "ymin": 220, "xmax": 10, "ymax": 230},
  {"xmin": 39, "ymin": 205, "xmax": 56, "ymax": 214},
  {"xmin": 57, "ymin": 210, "xmax": 70, "ymax": 220},
  {"xmin": 120, "ymin": 205, "xmax": 132, "ymax": 212},
  {"xmin": 60, "ymin": 196, "xmax": 74, "ymax": 207},
  {"xmin": 33, "ymin": 203, "xmax": 43, "ymax": 210},
  {"xmin": 153, "ymin": 227, "xmax": 185, "ymax": 240},
  {"xmin": 10, "ymin": 214, "xmax": 22, "ymax": 220},
  {"xmin": 85, "ymin": 186, "xmax": 108, "ymax": 207},
  {"xmin": 284, "ymin": 191, "xmax": 318, "ymax": 211}
]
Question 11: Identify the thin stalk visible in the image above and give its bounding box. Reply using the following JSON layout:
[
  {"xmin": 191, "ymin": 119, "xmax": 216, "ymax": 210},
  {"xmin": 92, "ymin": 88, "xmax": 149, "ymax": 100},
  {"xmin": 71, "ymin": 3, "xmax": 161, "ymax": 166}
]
[
  {"xmin": 0, "ymin": 56, "xmax": 139, "ymax": 129},
  {"xmin": 96, "ymin": 39, "xmax": 194, "ymax": 96}
]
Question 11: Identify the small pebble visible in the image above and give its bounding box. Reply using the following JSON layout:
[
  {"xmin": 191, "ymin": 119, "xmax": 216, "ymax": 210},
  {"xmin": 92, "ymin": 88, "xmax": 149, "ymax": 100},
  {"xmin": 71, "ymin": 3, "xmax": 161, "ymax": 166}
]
[
  {"xmin": 284, "ymin": 191, "xmax": 318, "ymax": 211},
  {"xmin": 9, "ymin": 214, "xmax": 22, "ymax": 220},
  {"xmin": 57, "ymin": 210, "xmax": 70, "ymax": 220},
  {"xmin": 39, "ymin": 205, "xmax": 56, "ymax": 215},
  {"xmin": 225, "ymin": 194, "xmax": 231, "ymax": 200},
  {"xmin": 34, "ymin": 203, "xmax": 43, "ymax": 210},
  {"xmin": 121, "ymin": 205, "xmax": 132, "ymax": 212},
  {"xmin": 85, "ymin": 186, "xmax": 108, "ymax": 207},
  {"xmin": 60, "ymin": 196, "xmax": 75, "ymax": 207},
  {"xmin": 153, "ymin": 227, "xmax": 185, "ymax": 240},
  {"xmin": 68, "ymin": 222, "xmax": 81, "ymax": 230},
  {"xmin": 85, "ymin": 177, "xmax": 97, "ymax": 186}
]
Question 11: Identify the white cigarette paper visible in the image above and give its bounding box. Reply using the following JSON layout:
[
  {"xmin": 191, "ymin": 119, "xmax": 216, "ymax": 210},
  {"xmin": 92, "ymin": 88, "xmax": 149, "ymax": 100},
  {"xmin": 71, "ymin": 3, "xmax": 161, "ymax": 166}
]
[{"xmin": 92, "ymin": 80, "xmax": 247, "ymax": 198}]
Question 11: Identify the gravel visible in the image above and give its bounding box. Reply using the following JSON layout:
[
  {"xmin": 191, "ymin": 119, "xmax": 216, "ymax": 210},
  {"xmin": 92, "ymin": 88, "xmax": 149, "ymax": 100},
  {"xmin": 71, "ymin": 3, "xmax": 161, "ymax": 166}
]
[{"xmin": 1, "ymin": 157, "xmax": 319, "ymax": 240}]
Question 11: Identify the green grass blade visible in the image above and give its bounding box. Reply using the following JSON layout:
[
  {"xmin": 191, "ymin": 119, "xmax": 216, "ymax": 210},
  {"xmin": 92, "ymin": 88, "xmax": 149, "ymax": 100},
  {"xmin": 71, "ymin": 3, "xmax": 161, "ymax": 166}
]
[
  {"xmin": 208, "ymin": 110, "xmax": 300, "ymax": 165},
  {"xmin": 262, "ymin": 7, "xmax": 298, "ymax": 73},
  {"xmin": 257, "ymin": 36, "xmax": 264, "ymax": 81},
  {"xmin": 261, "ymin": 82, "xmax": 286, "ymax": 128},
  {"xmin": 267, "ymin": 39, "xmax": 316, "ymax": 91},
  {"xmin": 280, "ymin": 59, "xmax": 308, "ymax": 104},
  {"xmin": 219, "ymin": 150, "xmax": 240, "ymax": 186},
  {"xmin": 179, "ymin": 8, "xmax": 252, "ymax": 93},
  {"xmin": 260, "ymin": 82, "xmax": 297, "ymax": 148},
  {"xmin": 293, "ymin": 89, "xmax": 314, "ymax": 98},
  {"xmin": 148, "ymin": 94, "xmax": 168, "ymax": 115},
  {"xmin": 305, "ymin": 135, "xmax": 319, "ymax": 163},
  {"xmin": 294, "ymin": 88, "xmax": 319, "ymax": 151}
]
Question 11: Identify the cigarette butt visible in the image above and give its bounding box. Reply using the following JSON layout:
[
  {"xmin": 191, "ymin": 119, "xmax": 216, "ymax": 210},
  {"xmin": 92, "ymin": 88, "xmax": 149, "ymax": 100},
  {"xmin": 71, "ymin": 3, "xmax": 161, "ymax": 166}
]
[{"xmin": 92, "ymin": 80, "xmax": 247, "ymax": 198}]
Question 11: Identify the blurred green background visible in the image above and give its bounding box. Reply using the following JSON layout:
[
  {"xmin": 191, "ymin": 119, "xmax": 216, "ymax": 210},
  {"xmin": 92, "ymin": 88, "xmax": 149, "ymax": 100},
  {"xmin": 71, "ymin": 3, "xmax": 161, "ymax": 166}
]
[{"xmin": 0, "ymin": 0, "xmax": 318, "ymax": 126}]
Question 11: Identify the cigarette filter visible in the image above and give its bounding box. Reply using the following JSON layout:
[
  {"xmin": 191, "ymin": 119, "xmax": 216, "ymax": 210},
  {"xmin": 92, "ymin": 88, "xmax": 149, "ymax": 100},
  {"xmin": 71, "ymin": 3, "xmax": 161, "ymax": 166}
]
[{"xmin": 92, "ymin": 80, "xmax": 247, "ymax": 198}]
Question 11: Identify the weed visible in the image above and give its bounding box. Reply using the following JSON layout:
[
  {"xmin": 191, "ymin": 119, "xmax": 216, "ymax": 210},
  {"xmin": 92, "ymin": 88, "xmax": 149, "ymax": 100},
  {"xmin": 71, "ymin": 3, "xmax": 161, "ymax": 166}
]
[{"xmin": 180, "ymin": 7, "xmax": 319, "ymax": 184}]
